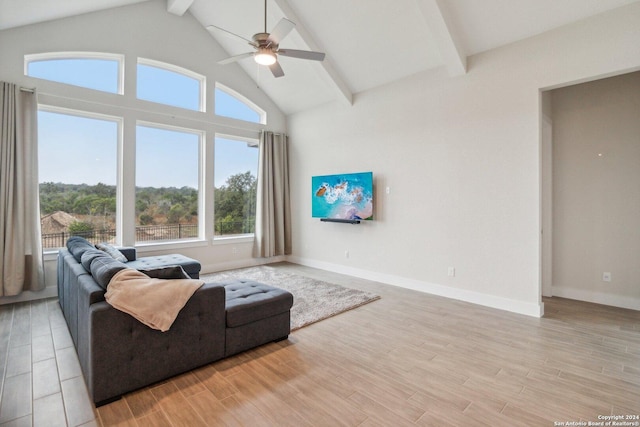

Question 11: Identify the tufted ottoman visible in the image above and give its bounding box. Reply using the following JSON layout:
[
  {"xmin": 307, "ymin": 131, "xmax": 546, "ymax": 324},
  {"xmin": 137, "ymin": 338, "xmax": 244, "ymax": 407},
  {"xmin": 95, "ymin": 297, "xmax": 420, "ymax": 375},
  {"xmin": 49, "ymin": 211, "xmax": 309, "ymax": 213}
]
[
  {"xmin": 126, "ymin": 254, "xmax": 201, "ymax": 279},
  {"xmin": 223, "ymin": 279, "xmax": 294, "ymax": 356}
]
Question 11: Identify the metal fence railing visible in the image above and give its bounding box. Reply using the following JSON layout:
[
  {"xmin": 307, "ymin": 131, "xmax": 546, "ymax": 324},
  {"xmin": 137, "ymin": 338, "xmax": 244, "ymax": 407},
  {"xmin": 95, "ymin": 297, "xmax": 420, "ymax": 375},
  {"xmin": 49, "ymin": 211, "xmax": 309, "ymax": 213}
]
[
  {"xmin": 135, "ymin": 223, "xmax": 198, "ymax": 242},
  {"xmin": 42, "ymin": 221, "xmax": 255, "ymax": 248},
  {"xmin": 213, "ymin": 219, "xmax": 255, "ymax": 236},
  {"xmin": 42, "ymin": 229, "xmax": 117, "ymax": 249},
  {"xmin": 42, "ymin": 224, "xmax": 197, "ymax": 249}
]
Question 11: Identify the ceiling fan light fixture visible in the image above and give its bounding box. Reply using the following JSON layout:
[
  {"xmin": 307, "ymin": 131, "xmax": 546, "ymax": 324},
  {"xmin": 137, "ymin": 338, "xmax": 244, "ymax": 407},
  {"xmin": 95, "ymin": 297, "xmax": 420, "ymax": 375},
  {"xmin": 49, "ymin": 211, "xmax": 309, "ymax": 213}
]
[{"xmin": 254, "ymin": 48, "xmax": 276, "ymax": 65}]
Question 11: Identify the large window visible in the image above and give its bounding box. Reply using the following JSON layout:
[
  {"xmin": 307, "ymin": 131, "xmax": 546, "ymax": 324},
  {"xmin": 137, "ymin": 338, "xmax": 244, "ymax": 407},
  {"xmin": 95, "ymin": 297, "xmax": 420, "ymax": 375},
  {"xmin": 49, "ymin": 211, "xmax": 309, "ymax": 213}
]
[
  {"xmin": 30, "ymin": 51, "xmax": 268, "ymax": 248},
  {"xmin": 135, "ymin": 124, "xmax": 201, "ymax": 243},
  {"xmin": 214, "ymin": 136, "xmax": 259, "ymax": 237},
  {"xmin": 25, "ymin": 52, "xmax": 123, "ymax": 94},
  {"xmin": 137, "ymin": 59, "xmax": 204, "ymax": 111},
  {"xmin": 38, "ymin": 109, "xmax": 120, "ymax": 248}
]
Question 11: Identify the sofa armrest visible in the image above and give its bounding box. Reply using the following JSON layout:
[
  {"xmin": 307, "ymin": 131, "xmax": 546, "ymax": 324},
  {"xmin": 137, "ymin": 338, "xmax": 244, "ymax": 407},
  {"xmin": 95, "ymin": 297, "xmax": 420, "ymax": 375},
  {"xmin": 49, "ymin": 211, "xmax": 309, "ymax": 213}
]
[
  {"xmin": 118, "ymin": 247, "xmax": 136, "ymax": 261},
  {"xmin": 83, "ymin": 282, "xmax": 226, "ymax": 404}
]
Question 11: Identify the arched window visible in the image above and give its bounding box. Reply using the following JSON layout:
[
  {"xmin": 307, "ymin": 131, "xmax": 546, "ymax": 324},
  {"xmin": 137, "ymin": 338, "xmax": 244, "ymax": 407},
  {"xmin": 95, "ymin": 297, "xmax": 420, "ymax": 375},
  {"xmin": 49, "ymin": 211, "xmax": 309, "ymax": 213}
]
[
  {"xmin": 25, "ymin": 52, "xmax": 123, "ymax": 94},
  {"xmin": 137, "ymin": 58, "xmax": 205, "ymax": 111},
  {"xmin": 29, "ymin": 50, "xmax": 269, "ymax": 249},
  {"xmin": 215, "ymin": 83, "xmax": 266, "ymax": 124}
]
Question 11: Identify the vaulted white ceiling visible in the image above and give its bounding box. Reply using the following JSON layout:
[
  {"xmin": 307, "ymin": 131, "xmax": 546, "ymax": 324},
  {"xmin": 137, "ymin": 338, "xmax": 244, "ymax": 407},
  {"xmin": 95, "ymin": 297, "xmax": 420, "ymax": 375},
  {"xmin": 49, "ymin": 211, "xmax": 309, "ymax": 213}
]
[{"xmin": 1, "ymin": 0, "xmax": 638, "ymax": 114}]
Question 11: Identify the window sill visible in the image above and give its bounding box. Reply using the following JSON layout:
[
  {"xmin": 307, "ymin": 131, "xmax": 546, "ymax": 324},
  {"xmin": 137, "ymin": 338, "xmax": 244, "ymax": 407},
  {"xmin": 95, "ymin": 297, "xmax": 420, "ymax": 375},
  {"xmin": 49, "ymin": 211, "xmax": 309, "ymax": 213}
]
[
  {"xmin": 135, "ymin": 238, "xmax": 208, "ymax": 254},
  {"xmin": 44, "ymin": 251, "xmax": 60, "ymax": 262},
  {"xmin": 212, "ymin": 235, "xmax": 255, "ymax": 245}
]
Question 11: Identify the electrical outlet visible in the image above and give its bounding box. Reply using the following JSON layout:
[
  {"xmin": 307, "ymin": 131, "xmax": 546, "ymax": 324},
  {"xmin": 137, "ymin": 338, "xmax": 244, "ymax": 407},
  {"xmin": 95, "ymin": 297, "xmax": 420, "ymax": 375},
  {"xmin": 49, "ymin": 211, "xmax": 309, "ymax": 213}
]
[
  {"xmin": 232, "ymin": 247, "xmax": 239, "ymax": 255},
  {"xmin": 448, "ymin": 267, "xmax": 455, "ymax": 277},
  {"xmin": 602, "ymin": 272, "xmax": 611, "ymax": 282},
  {"xmin": 345, "ymin": 250, "xmax": 349, "ymax": 259}
]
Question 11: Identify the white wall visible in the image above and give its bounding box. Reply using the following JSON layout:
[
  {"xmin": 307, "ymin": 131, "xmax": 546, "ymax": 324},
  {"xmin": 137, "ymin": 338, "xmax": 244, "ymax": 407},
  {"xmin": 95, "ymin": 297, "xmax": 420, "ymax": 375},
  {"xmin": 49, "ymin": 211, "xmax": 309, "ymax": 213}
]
[
  {"xmin": 0, "ymin": 1, "xmax": 287, "ymax": 303},
  {"xmin": 551, "ymin": 71, "xmax": 640, "ymax": 310},
  {"xmin": 287, "ymin": 3, "xmax": 640, "ymax": 317}
]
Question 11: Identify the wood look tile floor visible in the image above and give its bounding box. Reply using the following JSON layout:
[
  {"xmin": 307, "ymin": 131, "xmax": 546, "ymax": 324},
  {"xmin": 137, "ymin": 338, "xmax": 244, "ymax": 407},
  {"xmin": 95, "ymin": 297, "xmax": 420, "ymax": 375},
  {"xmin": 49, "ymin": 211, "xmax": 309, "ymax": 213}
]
[{"xmin": 1, "ymin": 262, "xmax": 639, "ymax": 426}]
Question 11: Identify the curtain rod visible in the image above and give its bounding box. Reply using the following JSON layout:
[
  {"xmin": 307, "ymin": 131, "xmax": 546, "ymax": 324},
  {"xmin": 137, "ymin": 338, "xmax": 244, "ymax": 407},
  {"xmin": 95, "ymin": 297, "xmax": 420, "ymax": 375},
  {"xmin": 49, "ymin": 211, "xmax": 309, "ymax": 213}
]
[{"xmin": 20, "ymin": 87, "xmax": 35, "ymax": 93}]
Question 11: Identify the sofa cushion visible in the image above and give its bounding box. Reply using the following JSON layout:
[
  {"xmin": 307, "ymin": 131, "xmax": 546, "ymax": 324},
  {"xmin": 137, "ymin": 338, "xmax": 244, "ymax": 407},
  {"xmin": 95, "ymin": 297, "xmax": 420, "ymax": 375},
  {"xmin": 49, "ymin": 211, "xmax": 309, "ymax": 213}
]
[
  {"xmin": 224, "ymin": 280, "xmax": 293, "ymax": 328},
  {"xmin": 96, "ymin": 242, "xmax": 128, "ymax": 263},
  {"xmin": 67, "ymin": 236, "xmax": 95, "ymax": 263},
  {"xmin": 80, "ymin": 248, "xmax": 111, "ymax": 271},
  {"xmin": 139, "ymin": 265, "xmax": 190, "ymax": 280},
  {"xmin": 118, "ymin": 247, "xmax": 136, "ymax": 262},
  {"xmin": 90, "ymin": 256, "xmax": 128, "ymax": 289},
  {"xmin": 126, "ymin": 254, "xmax": 201, "ymax": 279}
]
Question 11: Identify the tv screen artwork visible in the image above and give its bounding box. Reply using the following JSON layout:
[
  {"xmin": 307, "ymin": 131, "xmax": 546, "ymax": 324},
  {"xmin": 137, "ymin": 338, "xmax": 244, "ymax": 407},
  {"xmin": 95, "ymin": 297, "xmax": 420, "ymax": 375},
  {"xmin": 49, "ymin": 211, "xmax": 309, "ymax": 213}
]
[{"xmin": 312, "ymin": 171, "xmax": 373, "ymax": 220}]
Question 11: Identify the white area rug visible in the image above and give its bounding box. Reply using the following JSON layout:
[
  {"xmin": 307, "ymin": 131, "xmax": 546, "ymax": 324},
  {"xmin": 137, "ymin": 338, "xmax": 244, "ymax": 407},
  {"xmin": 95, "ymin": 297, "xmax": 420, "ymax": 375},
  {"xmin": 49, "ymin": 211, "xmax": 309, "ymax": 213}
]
[{"xmin": 200, "ymin": 265, "xmax": 380, "ymax": 331}]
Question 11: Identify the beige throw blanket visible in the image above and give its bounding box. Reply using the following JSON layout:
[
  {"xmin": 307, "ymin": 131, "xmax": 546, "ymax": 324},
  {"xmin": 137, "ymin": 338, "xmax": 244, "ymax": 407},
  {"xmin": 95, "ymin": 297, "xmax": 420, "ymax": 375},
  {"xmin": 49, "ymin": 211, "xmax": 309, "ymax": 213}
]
[{"xmin": 105, "ymin": 269, "xmax": 204, "ymax": 332}]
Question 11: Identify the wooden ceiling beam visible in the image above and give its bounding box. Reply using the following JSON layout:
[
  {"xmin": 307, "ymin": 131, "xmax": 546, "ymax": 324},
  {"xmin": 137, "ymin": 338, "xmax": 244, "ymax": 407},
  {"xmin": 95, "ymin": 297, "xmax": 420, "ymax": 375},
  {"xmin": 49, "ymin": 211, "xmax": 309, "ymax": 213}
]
[
  {"xmin": 416, "ymin": 0, "xmax": 467, "ymax": 76},
  {"xmin": 167, "ymin": 0, "xmax": 194, "ymax": 16},
  {"xmin": 273, "ymin": 0, "xmax": 353, "ymax": 106}
]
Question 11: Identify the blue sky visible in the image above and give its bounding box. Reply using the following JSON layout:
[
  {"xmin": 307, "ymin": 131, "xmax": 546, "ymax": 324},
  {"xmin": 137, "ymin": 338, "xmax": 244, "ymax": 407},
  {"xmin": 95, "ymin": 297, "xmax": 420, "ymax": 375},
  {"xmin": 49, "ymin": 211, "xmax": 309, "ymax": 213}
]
[
  {"xmin": 35, "ymin": 58, "xmax": 260, "ymax": 189},
  {"xmin": 28, "ymin": 58, "xmax": 119, "ymax": 93}
]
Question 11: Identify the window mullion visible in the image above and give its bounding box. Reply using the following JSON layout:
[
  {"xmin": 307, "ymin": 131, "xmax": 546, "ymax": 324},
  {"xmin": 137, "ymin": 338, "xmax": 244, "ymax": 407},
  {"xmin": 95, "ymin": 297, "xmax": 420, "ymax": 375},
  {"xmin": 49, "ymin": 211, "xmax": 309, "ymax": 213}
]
[{"xmin": 120, "ymin": 119, "xmax": 137, "ymax": 246}]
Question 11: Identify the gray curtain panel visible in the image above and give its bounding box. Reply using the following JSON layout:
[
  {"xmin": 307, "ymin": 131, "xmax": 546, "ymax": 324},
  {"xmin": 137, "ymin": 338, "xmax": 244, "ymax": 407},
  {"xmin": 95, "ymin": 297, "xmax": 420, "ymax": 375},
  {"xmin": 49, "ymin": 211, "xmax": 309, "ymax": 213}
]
[
  {"xmin": 0, "ymin": 82, "xmax": 45, "ymax": 296},
  {"xmin": 254, "ymin": 131, "xmax": 291, "ymax": 258}
]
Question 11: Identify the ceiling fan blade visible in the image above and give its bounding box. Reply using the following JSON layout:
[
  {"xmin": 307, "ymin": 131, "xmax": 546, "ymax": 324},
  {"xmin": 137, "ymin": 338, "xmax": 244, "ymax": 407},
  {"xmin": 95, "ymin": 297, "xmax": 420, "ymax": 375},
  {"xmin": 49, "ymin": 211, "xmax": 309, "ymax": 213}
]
[
  {"xmin": 206, "ymin": 25, "xmax": 257, "ymax": 47},
  {"xmin": 269, "ymin": 61, "xmax": 285, "ymax": 78},
  {"xmin": 277, "ymin": 49, "xmax": 325, "ymax": 61},
  {"xmin": 218, "ymin": 52, "xmax": 255, "ymax": 65},
  {"xmin": 267, "ymin": 18, "xmax": 295, "ymax": 45}
]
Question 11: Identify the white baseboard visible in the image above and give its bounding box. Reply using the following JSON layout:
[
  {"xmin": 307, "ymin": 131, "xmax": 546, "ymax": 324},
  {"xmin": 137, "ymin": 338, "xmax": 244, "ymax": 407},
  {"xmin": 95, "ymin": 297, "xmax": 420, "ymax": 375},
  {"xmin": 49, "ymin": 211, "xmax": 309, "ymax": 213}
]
[
  {"xmin": 551, "ymin": 286, "xmax": 640, "ymax": 311},
  {"xmin": 201, "ymin": 255, "xmax": 286, "ymax": 275},
  {"xmin": 287, "ymin": 256, "xmax": 544, "ymax": 318}
]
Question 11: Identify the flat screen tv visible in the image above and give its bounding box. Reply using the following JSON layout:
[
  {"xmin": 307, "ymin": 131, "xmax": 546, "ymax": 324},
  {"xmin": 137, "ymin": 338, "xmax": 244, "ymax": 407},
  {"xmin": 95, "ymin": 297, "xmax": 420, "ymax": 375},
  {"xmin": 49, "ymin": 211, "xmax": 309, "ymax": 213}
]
[{"xmin": 312, "ymin": 171, "xmax": 373, "ymax": 221}]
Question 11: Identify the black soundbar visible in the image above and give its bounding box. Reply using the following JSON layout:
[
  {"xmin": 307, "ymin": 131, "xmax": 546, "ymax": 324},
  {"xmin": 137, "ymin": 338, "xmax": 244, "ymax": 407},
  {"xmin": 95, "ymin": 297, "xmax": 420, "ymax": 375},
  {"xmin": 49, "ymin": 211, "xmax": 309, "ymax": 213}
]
[{"xmin": 320, "ymin": 218, "xmax": 361, "ymax": 224}]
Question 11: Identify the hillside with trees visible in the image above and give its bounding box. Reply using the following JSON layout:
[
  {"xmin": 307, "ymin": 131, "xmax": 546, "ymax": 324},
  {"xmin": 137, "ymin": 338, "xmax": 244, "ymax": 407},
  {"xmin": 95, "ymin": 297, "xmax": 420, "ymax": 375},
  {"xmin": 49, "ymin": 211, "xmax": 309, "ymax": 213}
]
[{"xmin": 39, "ymin": 171, "xmax": 257, "ymax": 242}]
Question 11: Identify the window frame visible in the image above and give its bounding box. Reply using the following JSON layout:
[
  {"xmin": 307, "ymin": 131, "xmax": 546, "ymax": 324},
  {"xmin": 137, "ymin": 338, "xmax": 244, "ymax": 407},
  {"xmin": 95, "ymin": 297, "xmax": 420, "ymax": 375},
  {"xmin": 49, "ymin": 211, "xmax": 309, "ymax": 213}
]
[
  {"xmin": 134, "ymin": 121, "xmax": 205, "ymax": 245},
  {"xmin": 24, "ymin": 51, "xmax": 125, "ymax": 94},
  {"xmin": 37, "ymin": 104, "xmax": 124, "ymax": 250},
  {"xmin": 27, "ymin": 50, "xmax": 269, "ymax": 251},
  {"xmin": 137, "ymin": 58, "xmax": 206, "ymax": 112},
  {"xmin": 213, "ymin": 133, "xmax": 260, "ymax": 240}
]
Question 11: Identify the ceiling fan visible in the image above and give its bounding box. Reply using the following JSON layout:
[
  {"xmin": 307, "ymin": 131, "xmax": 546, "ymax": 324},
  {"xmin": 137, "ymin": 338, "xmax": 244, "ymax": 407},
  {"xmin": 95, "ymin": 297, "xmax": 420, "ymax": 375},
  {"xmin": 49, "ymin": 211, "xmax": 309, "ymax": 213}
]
[{"xmin": 206, "ymin": 0, "xmax": 325, "ymax": 78}]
